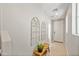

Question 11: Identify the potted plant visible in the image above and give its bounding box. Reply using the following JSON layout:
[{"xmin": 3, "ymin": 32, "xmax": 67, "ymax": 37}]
[{"xmin": 37, "ymin": 43, "xmax": 44, "ymax": 52}]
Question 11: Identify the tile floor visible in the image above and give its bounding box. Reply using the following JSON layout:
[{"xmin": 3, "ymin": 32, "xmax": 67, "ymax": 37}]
[{"xmin": 49, "ymin": 42, "xmax": 67, "ymax": 56}]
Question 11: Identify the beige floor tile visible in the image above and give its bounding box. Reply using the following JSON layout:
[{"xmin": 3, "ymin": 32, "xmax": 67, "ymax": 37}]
[{"xmin": 50, "ymin": 42, "xmax": 67, "ymax": 56}]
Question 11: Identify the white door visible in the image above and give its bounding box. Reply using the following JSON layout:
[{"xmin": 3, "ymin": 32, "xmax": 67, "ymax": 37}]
[{"xmin": 53, "ymin": 20, "xmax": 64, "ymax": 42}]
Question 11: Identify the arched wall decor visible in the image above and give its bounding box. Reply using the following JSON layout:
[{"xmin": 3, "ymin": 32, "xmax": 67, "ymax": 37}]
[
  {"xmin": 41, "ymin": 22, "xmax": 46, "ymax": 41},
  {"xmin": 31, "ymin": 17, "xmax": 40, "ymax": 46}
]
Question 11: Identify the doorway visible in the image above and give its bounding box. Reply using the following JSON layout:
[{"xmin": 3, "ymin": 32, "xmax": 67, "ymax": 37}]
[{"xmin": 51, "ymin": 19, "xmax": 65, "ymax": 43}]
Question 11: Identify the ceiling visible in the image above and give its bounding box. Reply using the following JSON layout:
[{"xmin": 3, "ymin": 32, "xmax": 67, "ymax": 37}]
[{"xmin": 42, "ymin": 3, "xmax": 70, "ymax": 20}]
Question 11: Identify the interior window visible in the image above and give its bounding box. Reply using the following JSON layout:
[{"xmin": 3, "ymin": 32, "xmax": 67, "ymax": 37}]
[
  {"xmin": 72, "ymin": 3, "xmax": 79, "ymax": 35},
  {"xmin": 77, "ymin": 4, "xmax": 79, "ymax": 34}
]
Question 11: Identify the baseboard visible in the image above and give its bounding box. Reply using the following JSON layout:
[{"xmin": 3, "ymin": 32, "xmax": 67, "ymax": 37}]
[{"xmin": 54, "ymin": 40, "xmax": 64, "ymax": 43}]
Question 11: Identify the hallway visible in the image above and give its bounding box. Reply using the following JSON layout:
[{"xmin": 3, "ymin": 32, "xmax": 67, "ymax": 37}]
[{"xmin": 50, "ymin": 42, "xmax": 67, "ymax": 56}]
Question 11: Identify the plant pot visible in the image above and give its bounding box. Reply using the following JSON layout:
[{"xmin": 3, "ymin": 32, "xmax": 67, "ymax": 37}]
[
  {"xmin": 38, "ymin": 47, "xmax": 43, "ymax": 52},
  {"xmin": 37, "ymin": 44, "xmax": 44, "ymax": 53}
]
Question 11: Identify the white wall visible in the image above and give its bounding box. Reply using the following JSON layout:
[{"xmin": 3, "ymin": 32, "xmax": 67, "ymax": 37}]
[
  {"xmin": 0, "ymin": 8, "xmax": 1, "ymax": 49},
  {"xmin": 0, "ymin": 4, "xmax": 50, "ymax": 56},
  {"xmin": 0, "ymin": 7, "xmax": 2, "ymax": 32},
  {"xmin": 65, "ymin": 4, "xmax": 79, "ymax": 56},
  {"xmin": 0, "ymin": 9, "xmax": 1, "ymax": 31}
]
